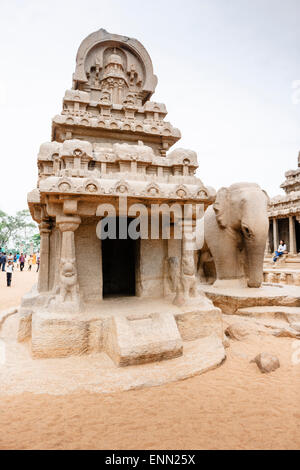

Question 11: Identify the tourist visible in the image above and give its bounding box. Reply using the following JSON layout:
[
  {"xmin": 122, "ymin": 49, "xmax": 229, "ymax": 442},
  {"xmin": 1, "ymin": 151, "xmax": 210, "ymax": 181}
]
[
  {"xmin": 19, "ymin": 253, "xmax": 25, "ymax": 271},
  {"xmin": 7, "ymin": 252, "xmax": 14, "ymax": 264},
  {"xmin": 1, "ymin": 252, "xmax": 7, "ymax": 271},
  {"xmin": 27, "ymin": 255, "xmax": 33, "ymax": 271},
  {"xmin": 273, "ymin": 240, "xmax": 287, "ymax": 263},
  {"xmin": 6, "ymin": 261, "xmax": 13, "ymax": 287},
  {"xmin": 36, "ymin": 254, "xmax": 40, "ymax": 272},
  {"xmin": 16, "ymin": 252, "xmax": 20, "ymax": 270}
]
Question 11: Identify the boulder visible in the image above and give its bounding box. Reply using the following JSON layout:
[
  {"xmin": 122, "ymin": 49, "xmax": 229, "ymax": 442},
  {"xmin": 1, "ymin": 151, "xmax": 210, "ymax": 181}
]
[
  {"xmin": 225, "ymin": 322, "xmax": 249, "ymax": 341},
  {"xmin": 251, "ymin": 352, "xmax": 280, "ymax": 373}
]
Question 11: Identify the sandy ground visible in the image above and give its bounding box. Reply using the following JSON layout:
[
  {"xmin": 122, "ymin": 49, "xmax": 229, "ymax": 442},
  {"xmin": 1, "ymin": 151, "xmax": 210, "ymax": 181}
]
[
  {"xmin": 0, "ymin": 271, "xmax": 300, "ymax": 450},
  {"xmin": 0, "ymin": 267, "xmax": 38, "ymax": 311}
]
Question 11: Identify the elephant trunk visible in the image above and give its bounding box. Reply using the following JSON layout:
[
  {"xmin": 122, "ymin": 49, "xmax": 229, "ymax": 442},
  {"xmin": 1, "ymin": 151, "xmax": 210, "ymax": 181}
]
[{"xmin": 245, "ymin": 238, "xmax": 266, "ymax": 288}]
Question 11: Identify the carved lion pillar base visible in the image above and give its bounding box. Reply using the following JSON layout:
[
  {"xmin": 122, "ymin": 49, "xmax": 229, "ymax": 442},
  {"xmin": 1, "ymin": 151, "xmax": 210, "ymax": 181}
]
[
  {"xmin": 52, "ymin": 215, "xmax": 81, "ymax": 313},
  {"xmin": 173, "ymin": 215, "xmax": 209, "ymax": 309}
]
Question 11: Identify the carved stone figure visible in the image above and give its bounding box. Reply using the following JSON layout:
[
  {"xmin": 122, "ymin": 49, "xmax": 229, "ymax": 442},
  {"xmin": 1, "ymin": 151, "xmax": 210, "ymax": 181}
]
[
  {"xmin": 166, "ymin": 257, "xmax": 180, "ymax": 293},
  {"xmin": 181, "ymin": 251, "xmax": 198, "ymax": 300},
  {"xmin": 59, "ymin": 258, "xmax": 80, "ymax": 304},
  {"xmin": 197, "ymin": 183, "xmax": 269, "ymax": 288}
]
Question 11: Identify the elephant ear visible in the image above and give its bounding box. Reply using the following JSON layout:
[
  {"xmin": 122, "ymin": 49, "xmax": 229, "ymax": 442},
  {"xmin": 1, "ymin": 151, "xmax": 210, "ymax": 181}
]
[
  {"xmin": 262, "ymin": 189, "xmax": 270, "ymax": 204},
  {"xmin": 213, "ymin": 187, "xmax": 229, "ymax": 228}
]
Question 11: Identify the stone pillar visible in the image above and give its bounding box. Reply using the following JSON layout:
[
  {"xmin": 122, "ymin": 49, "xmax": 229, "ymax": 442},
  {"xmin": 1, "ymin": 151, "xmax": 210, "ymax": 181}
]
[
  {"xmin": 265, "ymin": 238, "xmax": 270, "ymax": 255},
  {"xmin": 57, "ymin": 216, "xmax": 81, "ymax": 258},
  {"xmin": 273, "ymin": 218, "xmax": 278, "ymax": 252},
  {"xmin": 265, "ymin": 229, "xmax": 271, "ymax": 255},
  {"xmin": 289, "ymin": 216, "xmax": 297, "ymax": 254},
  {"xmin": 173, "ymin": 208, "xmax": 197, "ymax": 306},
  {"xmin": 56, "ymin": 215, "xmax": 81, "ymax": 306},
  {"xmin": 37, "ymin": 220, "xmax": 51, "ymax": 293}
]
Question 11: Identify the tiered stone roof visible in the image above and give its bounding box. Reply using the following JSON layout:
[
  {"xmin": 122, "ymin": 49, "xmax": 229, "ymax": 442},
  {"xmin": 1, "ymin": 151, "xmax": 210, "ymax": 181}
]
[
  {"xmin": 28, "ymin": 29, "xmax": 215, "ymax": 220},
  {"xmin": 268, "ymin": 152, "xmax": 300, "ymax": 220}
]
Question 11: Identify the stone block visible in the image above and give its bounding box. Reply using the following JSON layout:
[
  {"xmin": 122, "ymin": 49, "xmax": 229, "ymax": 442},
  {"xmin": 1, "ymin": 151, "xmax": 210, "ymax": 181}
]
[
  {"xmin": 17, "ymin": 309, "xmax": 32, "ymax": 342},
  {"xmin": 105, "ymin": 312, "xmax": 183, "ymax": 367},
  {"xmin": 175, "ymin": 307, "xmax": 223, "ymax": 341},
  {"xmin": 31, "ymin": 312, "xmax": 89, "ymax": 358}
]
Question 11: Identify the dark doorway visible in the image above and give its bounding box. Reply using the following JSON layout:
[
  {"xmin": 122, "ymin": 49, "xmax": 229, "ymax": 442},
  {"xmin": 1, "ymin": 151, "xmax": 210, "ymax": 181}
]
[
  {"xmin": 269, "ymin": 220, "xmax": 274, "ymax": 253},
  {"xmin": 278, "ymin": 218, "xmax": 289, "ymax": 249},
  {"xmin": 102, "ymin": 218, "xmax": 136, "ymax": 297}
]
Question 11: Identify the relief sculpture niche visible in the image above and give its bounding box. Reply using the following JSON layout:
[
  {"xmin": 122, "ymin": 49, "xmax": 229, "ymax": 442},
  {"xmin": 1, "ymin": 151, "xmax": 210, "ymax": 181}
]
[{"xmin": 84, "ymin": 43, "xmax": 145, "ymax": 105}]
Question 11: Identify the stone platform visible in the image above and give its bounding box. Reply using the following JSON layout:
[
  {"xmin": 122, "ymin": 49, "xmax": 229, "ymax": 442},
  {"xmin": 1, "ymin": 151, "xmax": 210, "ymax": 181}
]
[
  {"xmin": 18, "ymin": 296, "xmax": 224, "ymax": 364},
  {"xmin": 235, "ymin": 306, "xmax": 300, "ymax": 323},
  {"xmin": 202, "ymin": 284, "xmax": 300, "ymax": 315},
  {"xmin": 1, "ymin": 311, "xmax": 225, "ymax": 395},
  {"xmin": 263, "ymin": 255, "xmax": 300, "ymax": 286}
]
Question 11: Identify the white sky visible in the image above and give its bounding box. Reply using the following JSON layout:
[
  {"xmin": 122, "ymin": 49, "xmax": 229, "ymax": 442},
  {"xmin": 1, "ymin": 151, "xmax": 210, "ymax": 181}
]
[{"xmin": 1, "ymin": 0, "xmax": 300, "ymax": 215}]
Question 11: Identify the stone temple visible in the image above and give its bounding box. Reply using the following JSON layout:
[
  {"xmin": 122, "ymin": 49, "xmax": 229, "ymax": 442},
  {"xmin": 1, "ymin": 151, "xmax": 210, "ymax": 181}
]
[
  {"xmin": 18, "ymin": 29, "xmax": 225, "ymax": 368},
  {"xmin": 264, "ymin": 152, "xmax": 300, "ymax": 285}
]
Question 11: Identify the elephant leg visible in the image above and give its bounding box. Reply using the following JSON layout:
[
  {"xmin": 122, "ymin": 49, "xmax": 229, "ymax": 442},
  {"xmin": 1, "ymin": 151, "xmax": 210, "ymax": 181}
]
[
  {"xmin": 198, "ymin": 251, "xmax": 208, "ymax": 283},
  {"xmin": 205, "ymin": 214, "xmax": 244, "ymax": 282},
  {"xmin": 198, "ymin": 251, "xmax": 216, "ymax": 284}
]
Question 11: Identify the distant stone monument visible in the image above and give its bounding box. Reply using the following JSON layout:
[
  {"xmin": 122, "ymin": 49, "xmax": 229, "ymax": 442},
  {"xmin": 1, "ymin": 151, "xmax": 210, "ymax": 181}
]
[
  {"xmin": 267, "ymin": 152, "xmax": 300, "ymax": 256},
  {"xmin": 263, "ymin": 152, "xmax": 300, "ymax": 286},
  {"xmin": 18, "ymin": 29, "xmax": 224, "ymax": 367}
]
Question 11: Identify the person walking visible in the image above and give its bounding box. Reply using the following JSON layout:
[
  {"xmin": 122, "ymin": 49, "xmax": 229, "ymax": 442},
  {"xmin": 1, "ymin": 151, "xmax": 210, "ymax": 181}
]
[
  {"xmin": 19, "ymin": 253, "xmax": 25, "ymax": 271},
  {"xmin": 6, "ymin": 261, "xmax": 13, "ymax": 287},
  {"xmin": 7, "ymin": 252, "xmax": 14, "ymax": 264},
  {"xmin": 27, "ymin": 255, "xmax": 33, "ymax": 271},
  {"xmin": 1, "ymin": 253, "xmax": 7, "ymax": 272},
  {"xmin": 0, "ymin": 253, "xmax": 3, "ymax": 271},
  {"xmin": 36, "ymin": 254, "xmax": 40, "ymax": 272}
]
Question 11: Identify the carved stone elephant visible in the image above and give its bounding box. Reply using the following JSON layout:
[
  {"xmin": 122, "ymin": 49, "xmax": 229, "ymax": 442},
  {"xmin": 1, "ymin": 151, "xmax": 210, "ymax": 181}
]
[{"xmin": 197, "ymin": 182, "xmax": 269, "ymax": 288}]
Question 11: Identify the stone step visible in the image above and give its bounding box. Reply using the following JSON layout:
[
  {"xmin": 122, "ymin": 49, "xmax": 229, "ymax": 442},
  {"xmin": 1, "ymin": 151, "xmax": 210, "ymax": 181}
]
[
  {"xmin": 203, "ymin": 285, "xmax": 300, "ymax": 314},
  {"xmin": 236, "ymin": 306, "xmax": 300, "ymax": 323}
]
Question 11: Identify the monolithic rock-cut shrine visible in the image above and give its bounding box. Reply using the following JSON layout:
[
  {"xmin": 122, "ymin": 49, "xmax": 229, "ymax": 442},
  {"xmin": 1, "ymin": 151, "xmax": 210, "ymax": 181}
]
[
  {"xmin": 18, "ymin": 29, "xmax": 224, "ymax": 368},
  {"xmin": 264, "ymin": 152, "xmax": 300, "ymax": 285}
]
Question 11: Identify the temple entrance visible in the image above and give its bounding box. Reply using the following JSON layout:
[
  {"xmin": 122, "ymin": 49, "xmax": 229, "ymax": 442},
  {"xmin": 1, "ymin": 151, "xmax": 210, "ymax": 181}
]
[
  {"xmin": 102, "ymin": 218, "xmax": 136, "ymax": 298},
  {"xmin": 278, "ymin": 218, "xmax": 289, "ymax": 248}
]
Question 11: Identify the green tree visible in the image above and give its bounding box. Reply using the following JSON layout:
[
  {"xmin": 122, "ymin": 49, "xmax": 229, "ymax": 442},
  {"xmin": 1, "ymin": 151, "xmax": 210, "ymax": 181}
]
[
  {"xmin": 0, "ymin": 209, "xmax": 39, "ymax": 252},
  {"xmin": 31, "ymin": 233, "xmax": 41, "ymax": 252},
  {"xmin": 0, "ymin": 210, "xmax": 19, "ymax": 250}
]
